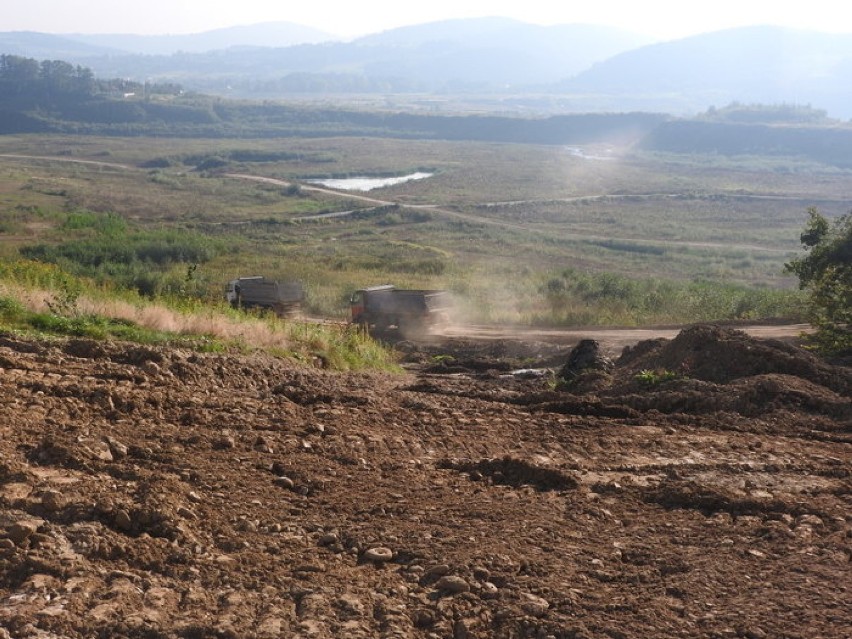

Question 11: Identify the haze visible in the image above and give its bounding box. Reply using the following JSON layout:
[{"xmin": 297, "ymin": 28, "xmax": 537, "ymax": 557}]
[{"xmin": 5, "ymin": 0, "xmax": 852, "ymax": 40}]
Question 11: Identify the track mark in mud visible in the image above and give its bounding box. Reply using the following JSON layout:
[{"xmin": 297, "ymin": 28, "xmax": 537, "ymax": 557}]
[
  {"xmin": 438, "ymin": 456, "xmax": 579, "ymax": 491},
  {"xmin": 642, "ymin": 478, "xmax": 838, "ymax": 520}
]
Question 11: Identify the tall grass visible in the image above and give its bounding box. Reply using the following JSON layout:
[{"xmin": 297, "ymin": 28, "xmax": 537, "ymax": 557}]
[{"xmin": 0, "ymin": 259, "xmax": 399, "ymax": 371}]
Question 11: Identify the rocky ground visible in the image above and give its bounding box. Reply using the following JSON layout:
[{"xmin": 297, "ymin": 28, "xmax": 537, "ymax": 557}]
[{"xmin": 0, "ymin": 325, "xmax": 849, "ymax": 639}]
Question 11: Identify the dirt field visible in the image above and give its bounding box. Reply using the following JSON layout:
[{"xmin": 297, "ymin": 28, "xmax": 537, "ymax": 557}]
[{"xmin": 0, "ymin": 325, "xmax": 849, "ymax": 639}]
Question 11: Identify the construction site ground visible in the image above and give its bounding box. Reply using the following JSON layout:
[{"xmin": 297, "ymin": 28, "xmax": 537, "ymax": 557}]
[{"xmin": 0, "ymin": 324, "xmax": 849, "ymax": 639}]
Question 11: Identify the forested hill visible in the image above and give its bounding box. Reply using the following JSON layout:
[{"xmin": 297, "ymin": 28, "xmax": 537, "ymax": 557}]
[
  {"xmin": 0, "ymin": 53, "xmax": 666, "ymax": 142},
  {"xmin": 3, "ymin": 54, "xmax": 852, "ymax": 169}
]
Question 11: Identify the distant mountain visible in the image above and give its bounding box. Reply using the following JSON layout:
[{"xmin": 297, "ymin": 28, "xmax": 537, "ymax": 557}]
[
  {"xmin": 4, "ymin": 21, "xmax": 852, "ymax": 119},
  {"xmin": 65, "ymin": 22, "xmax": 337, "ymax": 55},
  {"xmin": 561, "ymin": 26, "xmax": 852, "ymax": 118},
  {"xmin": 0, "ymin": 18, "xmax": 652, "ymax": 94},
  {"xmin": 354, "ymin": 17, "xmax": 652, "ymax": 80},
  {"xmin": 0, "ymin": 31, "xmax": 121, "ymax": 59}
]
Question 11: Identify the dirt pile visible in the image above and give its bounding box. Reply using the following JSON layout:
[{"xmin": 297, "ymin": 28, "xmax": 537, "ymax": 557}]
[
  {"xmin": 0, "ymin": 329, "xmax": 849, "ymax": 639},
  {"xmin": 618, "ymin": 324, "xmax": 851, "ymax": 394},
  {"xmin": 523, "ymin": 325, "xmax": 851, "ymax": 432}
]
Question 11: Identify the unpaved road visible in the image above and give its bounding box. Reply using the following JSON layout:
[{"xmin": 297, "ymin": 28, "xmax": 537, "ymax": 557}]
[
  {"xmin": 435, "ymin": 323, "xmax": 813, "ymax": 358},
  {"xmin": 224, "ymin": 172, "xmax": 793, "ymax": 255},
  {"xmin": 0, "ymin": 325, "xmax": 849, "ymax": 639}
]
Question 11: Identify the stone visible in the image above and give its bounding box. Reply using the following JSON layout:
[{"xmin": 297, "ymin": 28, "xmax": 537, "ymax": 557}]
[
  {"xmin": 424, "ymin": 564, "xmax": 451, "ymax": 578},
  {"xmin": 274, "ymin": 476, "xmax": 295, "ymax": 489},
  {"xmin": 7, "ymin": 520, "xmax": 39, "ymax": 545},
  {"xmin": 214, "ymin": 434, "xmax": 236, "ymax": 450},
  {"xmin": 113, "ymin": 509, "xmax": 133, "ymax": 531},
  {"xmin": 480, "ymin": 582, "xmax": 499, "ymax": 599},
  {"xmin": 41, "ymin": 490, "xmax": 64, "ymax": 512},
  {"xmin": 521, "ymin": 593, "xmax": 550, "ymax": 617},
  {"xmin": 106, "ymin": 436, "xmax": 129, "ymax": 459},
  {"xmin": 363, "ymin": 547, "xmax": 393, "ymax": 562},
  {"xmin": 434, "ymin": 576, "xmax": 470, "ymax": 594},
  {"xmin": 318, "ymin": 533, "xmax": 339, "ymax": 547}
]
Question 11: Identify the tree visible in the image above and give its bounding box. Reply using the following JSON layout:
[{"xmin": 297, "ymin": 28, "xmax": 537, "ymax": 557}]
[{"xmin": 785, "ymin": 207, "xmax": 852, "ymax": 353}]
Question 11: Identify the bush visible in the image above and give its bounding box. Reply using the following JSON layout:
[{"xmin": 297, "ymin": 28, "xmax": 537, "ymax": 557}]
[{"xmin": 785, "ymin": 208, "xmax": 852, "ymax": 353}]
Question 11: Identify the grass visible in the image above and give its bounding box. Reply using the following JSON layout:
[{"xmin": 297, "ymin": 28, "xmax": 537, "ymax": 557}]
[
  {"xmin": 0, "ymin": 260, "xmax": 401, "ymax": 371},
  {"xmin": 635, "ymin": 368, "xmax": 682, "ymax": 386},
  {"xmin": 0, "ymin": 133, "xmax": 833, "ymax": 331}
]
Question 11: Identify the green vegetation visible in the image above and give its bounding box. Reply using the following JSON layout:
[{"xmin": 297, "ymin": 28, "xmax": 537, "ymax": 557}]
[
  {"xmin": 0, "ymin": 259, "xmax": 400, "ymax": 371},
  {"xmin": 0, "ymin": 133, "xmax": 818, "ymax": 337},
  {"xmin": 785, "ymin": 208, "xmax": 852, "ymax": 353},
  {"xmin": 635, "ymin": 368, "xmax": 681, "ymax": 386}
]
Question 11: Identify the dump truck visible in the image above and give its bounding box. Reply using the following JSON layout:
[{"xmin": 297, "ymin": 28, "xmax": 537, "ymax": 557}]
[
  {"xmin": 226, "ymin": 276, "xmax": 304, "ymax": 318},
  {"xmin": 350, "ymin": 285, "xmax": 452, "ymax": 337}
]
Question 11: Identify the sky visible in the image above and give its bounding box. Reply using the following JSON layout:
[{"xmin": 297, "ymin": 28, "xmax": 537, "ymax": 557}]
[{"xmin": 3, "ymin": 0, "xmax": 851, "ymax": 40}]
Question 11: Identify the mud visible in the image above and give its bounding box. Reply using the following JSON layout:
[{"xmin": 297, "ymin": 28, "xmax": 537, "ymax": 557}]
[{"xmin": 0, "ymin": 325, "xmax": 849, "ymax": 638}]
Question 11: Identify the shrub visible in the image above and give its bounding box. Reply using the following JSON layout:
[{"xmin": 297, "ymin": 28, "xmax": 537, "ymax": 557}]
[{"xmin": 785, "ymin": 208, "xmax": 852, "ymax": 353}]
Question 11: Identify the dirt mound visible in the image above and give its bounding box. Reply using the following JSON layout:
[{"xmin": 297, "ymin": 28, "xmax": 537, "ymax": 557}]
[{"xmin": 618, "ymin": 324, "xmax": 851, "ymax": 394}]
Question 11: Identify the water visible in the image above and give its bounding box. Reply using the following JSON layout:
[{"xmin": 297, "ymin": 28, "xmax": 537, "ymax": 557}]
[{"xmin": 306, "ymin": 172, "xmax": 432, "ymax": 191}]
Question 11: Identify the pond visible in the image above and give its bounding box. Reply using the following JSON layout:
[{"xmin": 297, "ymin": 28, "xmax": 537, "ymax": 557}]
[{"xmin": 305, "ymin": 172, "xmax": 433, "ymax": 191}]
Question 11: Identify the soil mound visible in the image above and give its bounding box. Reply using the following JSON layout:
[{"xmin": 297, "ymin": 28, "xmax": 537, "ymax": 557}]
[{"xmin": 618, "ymin": 324, "xmax": 851, "ymax": 394}]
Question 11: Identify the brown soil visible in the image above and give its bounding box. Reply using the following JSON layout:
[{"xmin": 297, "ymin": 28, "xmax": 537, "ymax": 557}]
[{"xmin": 0, "ymin": 325, "xmax": 849, "ymax": 639}]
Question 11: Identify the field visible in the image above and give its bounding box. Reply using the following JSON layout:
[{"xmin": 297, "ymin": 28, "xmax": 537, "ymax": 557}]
[{"xmin": 1, "ymin": 133, "xmax": 849, "ymax": 328}]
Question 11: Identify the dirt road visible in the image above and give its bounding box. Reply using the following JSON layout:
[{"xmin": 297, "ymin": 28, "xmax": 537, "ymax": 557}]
[{"xmin": 435, "ymin": 322, "xmax": 813, "ymax": 357}]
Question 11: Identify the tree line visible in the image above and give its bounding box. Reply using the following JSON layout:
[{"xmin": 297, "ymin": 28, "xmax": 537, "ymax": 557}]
[{"xmin": 0, "ymin": 54, "xmax": 180, "ymax": 108}]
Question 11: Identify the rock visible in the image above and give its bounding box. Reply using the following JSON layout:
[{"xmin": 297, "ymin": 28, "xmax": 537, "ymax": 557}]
[
  {"xmin": 105, "ymin": 436, "xmax": 129, "ymax": 459},
  {"xmin": 7, "ymin": 520, "xmax": 39, "ymax": 545},
  {"xmin": 434, "ymin": 575, "xmax": 470, "ymax": 594},
  {"xmin": 480, "ymin": 582, "xmax": 499, "ymax": 599},
  {"xmin": 472, "ymin": 565, "xmax": 490, "ymax": 581},
  {"xmin": 41, "ymin": 490, "xmax": 64, "ymax": 512},
  {"xmin": 521, "ymin": 593, "xmax": 550, "ymax": 617},
  {"xmin": 334, "ymin": 594, "xmax": 365, "ymax": 619},
  {"xmin": 318, "ymin": 533, "xmax": 339, "ymax": 547},
  {"xmin": 254, "ymin": 436, "xmax": 273, "ymax": 453},
  {"xmin": 424, "ymin": 564, "xmax": 451, "ymax": 578},
  {"xmin": 363, "ymin": 546, "xmax": 393, "ymax": 562},
  {"xmin": 113, "ymin": 509, "xmax": 133, "ymax": 531},
  {"xmin": 274, "ymin": 476, "xmax": 295, "ymax": 489},
  {"xmin": 177, "ymin": 506, "xmax": 197, "ymax": 520},
  {"xmin": 214, "ymin": 434, "xmax": 236, "ymax": 450}
]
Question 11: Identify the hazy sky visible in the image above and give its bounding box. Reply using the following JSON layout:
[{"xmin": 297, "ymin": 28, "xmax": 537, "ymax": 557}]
[{"xmin": 3, "ymin": 0, "xmax": 851, "ymax": 40}]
